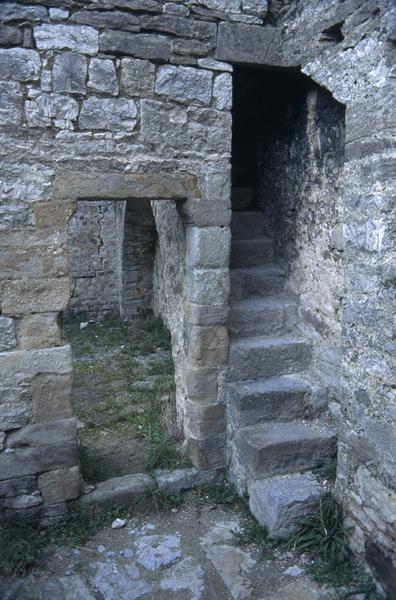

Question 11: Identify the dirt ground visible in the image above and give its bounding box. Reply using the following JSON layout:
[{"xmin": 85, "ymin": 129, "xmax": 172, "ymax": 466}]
[
  {"xmin": 0, "ymin": 492, "xmax": 338, "ymax": 600},
  {"xmin": 64, "ymin": 312, "xmax": 188, "ymax": 482}
]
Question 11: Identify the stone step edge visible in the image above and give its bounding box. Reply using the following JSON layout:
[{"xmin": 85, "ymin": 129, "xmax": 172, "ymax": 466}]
[{"xmin": 79, "ymin": 467, "xmax": 224, "ymax": 507}]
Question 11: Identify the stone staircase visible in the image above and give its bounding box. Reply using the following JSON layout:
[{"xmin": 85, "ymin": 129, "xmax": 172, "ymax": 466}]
[{"xmin": 227, "ymin": 190, "xmax": 336, "ymax": 539}]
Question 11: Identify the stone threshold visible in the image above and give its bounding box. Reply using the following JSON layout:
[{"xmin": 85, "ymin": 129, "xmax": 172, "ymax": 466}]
[{"xmin": 78, "ymin": 467, "xmax": 225, "ymax": 508}]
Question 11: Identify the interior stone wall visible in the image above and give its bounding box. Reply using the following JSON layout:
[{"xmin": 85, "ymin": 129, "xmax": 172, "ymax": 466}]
[
  {"xmin": 254, "ymin": 74, "xmax": 345, "ymax": 398},
  {"xmin": 67, "ymin": 200, "xmax": 123, "ymax": 318},
  {"xmin": 0, "ymin": 1, "xmax": 394, "ymax": 593}
]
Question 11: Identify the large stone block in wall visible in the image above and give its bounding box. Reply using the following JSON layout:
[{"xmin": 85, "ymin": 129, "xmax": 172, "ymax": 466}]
[
  {"xmin": 100, "ymin": 31, "xmax": 171, "ymax": 60},
  {"xmin": 33, "ymin": 24, "xmax": 99, "ymax": 55},
  {"xmin": 186, "ymin": 226, "xmax": 231, "ymax": 268},
  {"xmin": 186, "ymin": 268, "xmax": 230, "ymax": 305},
  {"xmin": 6, "ymin": 418, "xmax": 76, "ymax": 449},
  {"xmin": 52, "ymin": 52, "xmax": 87, "ymax": 94},
  {"xmin": 216, "ymin": 22, "xmax": 281, "ymax": 64},
  {"xmin": 38, "ymin": 466, "xmax": 80, "ymax": 503},
  {"xmin": 0, "ymin": 3, "xmax": 47, "ymax": 22},
  {"xmin": 185, "ymin": 400, "xmax": 226, "ymax": 438},
  {"xmin": 2, "ymin": 278, "xmax": 69, "ymax": 315},
  {"xmin": 0, "ymin": 82, "xmax": 22, "ymax": 126},
  {"xmin": 79, "ymin": 97, "xmax": 137, "ymax": 132},
  {"xmin": 0, "ymin": 442, "xmax": 78, "ymax": 481},
  {"xmin": 120, "ymin": 58, "xmax": 154, "ymax": 96},
  {"xmin": 0, "ymin": 24, "xmax": 23, "ymax": 47},
  {"xmin": 31, "ymin": 373, "xmax": 74, "ymax": 422},
  {"xmin": 0, "ymin": 48, "xmax": 40, "ymax": 81},
  {"xmin": 155, "ymin": 65, "xmax": 213, "ymax": 106},
  {"xmin": 0, "ymin": 346, "xmax": 72, "ymax": 381},
  {"xmin": 186, "ymin": 325, "xmax": 229, "ymax": 368},
  {"xmin": 17, "ymin": 313, "xmax": 61, "ymax": 350}
]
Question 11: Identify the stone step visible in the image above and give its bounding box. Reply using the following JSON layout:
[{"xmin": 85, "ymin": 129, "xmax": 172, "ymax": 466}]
[
  {"xmin": 229, "ymin": 337, "xmax": 311, "ymax": 382},
  {"xmin": 231, "ymin": 210, "xmax": 267, "ymax": 240},
  {"xmin": 228, "ymin": 295, "xmax": 298, "ymax": 337},
  {"xmin": 231, "ymin": 187, "xmax": 253, "ymax": 210},
  {"xmin": 230, "ymin": 265, "xmax": 286, "ymax": 300},
  {"xmin": 230, "ymin": 238, "xmax": 274, "ymax": 268},
  {"xmin": 248, "ymin": 473, "xmax": 322, "ymax": 539},
  {"xmin": 228, "ymin": 376, "xmax": 327, "ymax": 427},
  {"xmin": 238, "ymin": 421, "xmax": 336, "ymax": 478}
]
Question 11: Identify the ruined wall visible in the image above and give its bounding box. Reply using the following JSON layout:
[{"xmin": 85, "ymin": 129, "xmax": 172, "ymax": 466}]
[
  {"xmin": 67, "ymin": 200, "xmax": 123, "ymax": 318},
  {"xmin": 0, "ymin": 1, "xmax": 394, "ymax": 593}
]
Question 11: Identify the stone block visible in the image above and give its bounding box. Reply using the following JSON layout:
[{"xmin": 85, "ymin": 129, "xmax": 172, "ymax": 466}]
[
  {"xmin": 0, "ymin": 475, "xmax": 36, "ymax": 498},
  {"xmin": 187, "ymin": 434, "xmax": 226, "ymax": 469},
  {"xmin": 53, "ymin": 169, "xmax": 200, "ymax": 200},
  {"xmin": 0, "ymin": 442, "xmax": 78, "ymax": 481},
  {"xmin": 71, "ymin": 9, "xmax": 139, "ymax": 31},
  {"xmin": 197, "ymin": 58, "xmax": 233, "ymax": 72},
  {"xmin": 216, "ymin": 22, "xmax": 281, "ymax": 65},
  {"xmin": 31, "ymin": 373, "xmax": 74, "ymax": 422},
  {"xmin": 0, "ymin": 48, "xmax": 40, "ymax": 81},
  {"xmin": 38, "ymin": 465, "xmax": 80, "ymax": 503},
  {"xmin": 248, "ymin": 474, "xmax": 321, "ymax": 538},
  {"xmin": 185, "ymin": 301, "xmax": 229, "ymax": 326},
  {"xmin": 242, "ymin": 0, "xmax": 268, "ymax": 17},
  {"xmin": 34, "ymin": 24, "xmax": 99, "ymax": 55},
  {"xmin": 185, "ymin": 400, "xmax": 226, "ymax": 438},
  {"xmin": 186, "ymin": 226, "xmax": 231, "ymax": 268},
  {"xmin": 163, "ymin": 3, "xmax": 190, "ymax": 17},
  {"xmin": 186, "ymin": 268, "xmax": 230, "ymax": 305},
  {"xmin": 0, "ymin": 317, "xmax": 16, "ymax": 352},
  {"xmin": 187, "ymin": 325, "xmax": 229, "ymax": 368},
  {"xmin": 2, "ymin": 277, "xmax": 70, "ymax": 315},
  {"xmin": 141, "ymin": 15, "xmax": 216, "ymax": 42},
  {"xmin": 0, "ymin": 24, "xmax": 23, "ymax": 47},
  {"xmin": 1, "ymin": 244, "xmax": 68, "ymax": 279},
  {"xmin": 52, "ymin": 52, "xmax": 87, "ymax": 94},
  {"xmin": 0, "ymin": 3, "xmax": 47, "ymax": 21},
  {"xmin": 120, "ymin": 58, "xmax": 155, "ymax": 96},
  {"xmin": 7, "ymin": 418, "xmax": 76, "ymax": 448},
  {"xmin": 155, "ymin": 65, "xmax": 213, "ymax": 105},
  {"xmin": 178, "ymin": 170, "xmax": 231, "ymax": 227},
  {"xmin": 0, "ymin": 346, "xmax": 72, "ymax": 381},
  {"xmin": 33, "ymin": 201, "xmax": 76, "ymax": 232},
  {"xmin": 213, "ymin": 72, "xmax": 232, "ymax": 111},
  {"xmin": 185, "ymin": 365, "xmax": 219, "ymax": 399},
  {"xmin": 0, "ymin": 490, "xmax": 42, "ymax": 510},
  {"xmin": 80, "ymin": 473, "xmax": 153, "ymax": 507},
  {"xmin": 17, "ymin": 313, "xmax": 61, "ymax": 350},
  {"xmin": 79, "ymin": 97, "xmax": 137, "ymax": 132},
  {"xmin": 0, "ymin": 391, "xmax": 30, "ymax": 431},
  {"xmin": 25, "ymin": 93, "xmax": 79, "ymax": 127},
  {"xmin": 100, "ymin": 31, "xmax": 171, "ymax": 60},
  {"xmin": 49, "ymin": 8, "xmax": 69, "ymax": 20},
  {"xmin": 88, "ymin": 58, "xmax": 118, "ymax": 95}
]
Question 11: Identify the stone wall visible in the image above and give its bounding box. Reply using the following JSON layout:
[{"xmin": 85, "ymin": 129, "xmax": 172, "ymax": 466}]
[
  {"xmin": 0, "ymin": 1, "xmax": 394, "ymax": 593},
  {"xmin": 67, "ymin": 200, "xmax": 123, "ymax": 318}
]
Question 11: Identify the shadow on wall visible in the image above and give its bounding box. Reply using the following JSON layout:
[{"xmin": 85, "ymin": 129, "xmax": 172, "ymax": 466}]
[{"xmin": 67, "ymin": 198, "xmax": 157, "ymax": 320}]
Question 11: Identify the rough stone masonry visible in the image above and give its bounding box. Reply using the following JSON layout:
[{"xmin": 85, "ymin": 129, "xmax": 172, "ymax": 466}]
[{"xmin": 0, "ymin": 0, "xmax": 395, "ymax": 596}]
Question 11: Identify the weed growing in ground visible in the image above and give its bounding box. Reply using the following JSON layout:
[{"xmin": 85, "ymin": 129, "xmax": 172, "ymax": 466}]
[
  {"xmin": 312, "ymin": 457, "xmax": 337, "ymax": 482},
  {"xmin": 198, "ymin": 482, "xmax": 239, "ymax": 506},
  {"xmin": 0, "ymin": 487, "xmax": 184, "ymax": 578}
]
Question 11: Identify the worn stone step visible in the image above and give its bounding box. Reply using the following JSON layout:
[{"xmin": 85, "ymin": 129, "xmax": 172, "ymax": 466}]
[
  {"xmin": 248, "ymin": 473, "xmax": 322, "ymax": 539},
  {"xmin": 238, "ymin": 421, "xmax": 336, "ymax": 478},
  {"xmin": 230, "ymin": 265, "xmax": 286, "ymax": 300},
  {"xmin": 228, "ymin": 376, "xmax": 327, "ymax": 427},
  {"xmin": 231, "ymin": 210, "xmax": 267, "ymax": 240},
  {"xmin": 229, "ymin": 295, "xmax": 298, "ymax": 337},
  {"xmin": 229, "ymin": 337, "xmax": 311, "ymax": 382},
  {"xmin": 230, "ymin": 238, "xmax": 274, "ymax": 268},
  {"xmin": 231, "ymin": 187, "xmax": 253, "ymax": 210}
]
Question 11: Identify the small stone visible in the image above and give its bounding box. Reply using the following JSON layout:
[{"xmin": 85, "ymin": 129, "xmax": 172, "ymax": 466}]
[
  {"xmin": 213, "ymin": 72, "xmax": 232, "ymax": 111},
  {"xmin": 25, "ymin": 93, "xmax": 79, "ymax": 127},
  {"xmin": 155, "ymin": 65, "xmax": 213, "ymax": 105},
  {"xmin": 120, "ymin": 58, "xmax": 155, "ymax": 97},
  {"xmin": 284, "ymin": 565, "xmax": 304, "ymax": 577},
  {"xmin": 0, "ymin": 317, "xmax": 16, "ymax": 352},
  {"xmin": 136, "ymin": 534, "xmax": 182, "ymax": 571},
  {"xmin": 0, "ymin": 48, "xmax": 40, "ymax": 82},
  {"xmin": 80, "ymin": 322, "xmax": 89, "ymax": 330},
  {"xmin": 97, "ymin": 545, "xmax": 105, "ymax": 553},
  {"xmin": 111, "ymin": 518, "xmax": 127, "ymax": 529},
  {"xmin": 52, "ymin": 52, "xmax": 87, "ymax": 94},
  {"xmin": 88, "ymin": 58, "xmax": 118, "ymax": 95},
  {"xmin": 79, "ymin": 97, "xmax": 137, "ymax": 132},
  {"xmin": 49, "ymin": 8, "xmax": 69, "ymax": 20}
]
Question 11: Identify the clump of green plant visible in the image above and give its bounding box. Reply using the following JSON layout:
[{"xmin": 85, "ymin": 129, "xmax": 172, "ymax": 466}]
[
  {"xmin": 289, "ymin": 493, "xmax": 382, "ymax": 598},
  {"xmin": 0, "ymin": 516, "xmax": 47, "ymax": 577},
  {"xmin": 312, "ymin": 457, "xmax": 337, "ymax": 481},
  {"xmin": 198, "ymin": 482, "xmax": 239, "ymax": 506}
]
